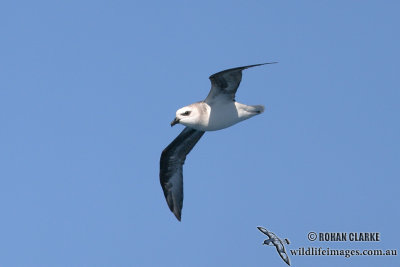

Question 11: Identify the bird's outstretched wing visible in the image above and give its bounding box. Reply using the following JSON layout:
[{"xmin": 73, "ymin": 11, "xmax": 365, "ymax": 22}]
[
  {"xmin": 277, "ymin": 247, "xmax": 291, "ymax": 266},
  {"xmin": 205, "ymin": 62, "xmax": 276, "ymax": 104},
  {"xmin": 257, "ymin": 226, "xmax": 272, "ymax": 237},
  {"xmin": 160, "ymin": 127, "xmax": 205, "ymax": 221},
  {"xmin": 267, "ymin": 232, "xmax": 291, "ymax": 266}
]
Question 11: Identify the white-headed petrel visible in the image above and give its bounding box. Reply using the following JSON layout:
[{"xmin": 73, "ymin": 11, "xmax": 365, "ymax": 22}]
[{"xmin": 160, "ymin": 63, "xmax": 276, "ymax": 221}]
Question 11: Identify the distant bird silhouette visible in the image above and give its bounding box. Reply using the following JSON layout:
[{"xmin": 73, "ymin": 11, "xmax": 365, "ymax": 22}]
[{"xmin": 257, "ymin": 226, "xmax": 291, "ymax": 266}]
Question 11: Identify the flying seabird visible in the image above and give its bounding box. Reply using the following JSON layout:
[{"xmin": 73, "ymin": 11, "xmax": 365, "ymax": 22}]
[
  {"xmin": 257, "ymin": 226, "xmax": 291, "ymax": 266},
  {"xmin": 160, "ymin": 63, "xmax": 277, "ymax": 221}
]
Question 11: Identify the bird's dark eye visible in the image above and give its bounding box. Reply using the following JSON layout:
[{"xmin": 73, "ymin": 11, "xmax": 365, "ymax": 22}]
[{"xmin": 181, "ymin": 111, "xmax": 191, "ymax": 116}]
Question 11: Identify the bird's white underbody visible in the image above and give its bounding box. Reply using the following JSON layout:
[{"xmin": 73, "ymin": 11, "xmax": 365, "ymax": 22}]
[{"xmin": 176, "ymin": 101, "xmax": 265, "ymax": 131}]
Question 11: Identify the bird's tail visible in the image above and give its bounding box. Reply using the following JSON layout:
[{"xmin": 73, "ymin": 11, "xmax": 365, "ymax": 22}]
[{"xmin": 251, "ymin": 105, "xmax": 265, "ymax": 114}]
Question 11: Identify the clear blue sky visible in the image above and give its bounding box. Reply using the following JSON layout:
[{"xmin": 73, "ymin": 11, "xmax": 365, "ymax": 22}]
[{"xmin": 1, "ymin": 1, "xmax": 399, "ymax": 266}]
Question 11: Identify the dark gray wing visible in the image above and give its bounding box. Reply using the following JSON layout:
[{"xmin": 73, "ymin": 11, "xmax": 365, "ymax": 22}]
[
  {"xmin": 269, "ymin": 232, "xmax": 291, "ymax": 266},
  {"xmin": 205, "ymin": 62, "xmax": 277, "ymax": 104},
  {"xmin": 257, "ymin": 226, "xmax": 273, "ymax": 238},
  {"xmin": 160, "ymin": 127, "xmax": 205, "ymax": 221},
  {"xmin": 276, "ymin": 242, "xmax": 291, "ymax": 266}
]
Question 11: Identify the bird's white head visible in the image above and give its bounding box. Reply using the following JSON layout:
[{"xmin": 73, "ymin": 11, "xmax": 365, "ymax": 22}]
[{"xmin": 170, "ymin": 105, "xmax": 200, "ymax": 128}]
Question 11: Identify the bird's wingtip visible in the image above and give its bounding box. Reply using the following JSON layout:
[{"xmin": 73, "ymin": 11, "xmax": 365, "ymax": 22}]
[
  {"xmin": 257, "ymin": 226, "xmax": 267, "ymax": 233},
  {"xmin": 244, "ymin": 62, "xmax": 278, "ymax": 70},
  {"xmin": 173, "ymin": 210, "xmax": 182, "ymax": 221},
  {"xmin": 261, "ymin": 61, "xmax": 278, "ymax": 65}
]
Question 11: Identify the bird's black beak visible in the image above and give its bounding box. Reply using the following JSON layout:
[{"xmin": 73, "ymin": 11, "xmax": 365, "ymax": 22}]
[{"xmin": 170, "ymin": 117, "xmax": 180, "ymax": 127}]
